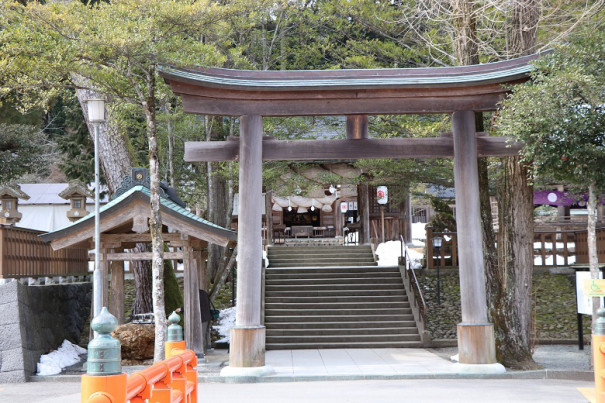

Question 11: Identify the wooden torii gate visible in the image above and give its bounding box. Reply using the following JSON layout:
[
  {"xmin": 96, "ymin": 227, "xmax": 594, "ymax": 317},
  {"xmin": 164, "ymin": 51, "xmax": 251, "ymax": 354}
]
[{"xmin": 160, "ymin": 53, "xmax": 542, "ymax": 374}]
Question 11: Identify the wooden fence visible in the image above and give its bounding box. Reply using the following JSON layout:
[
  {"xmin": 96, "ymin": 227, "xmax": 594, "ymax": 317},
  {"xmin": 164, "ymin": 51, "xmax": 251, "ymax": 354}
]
[
  {"xmin": 0, "ymin": 226, "xmax": 89, "ymax": 278},
  {"xmin": 576, "ymin": 227, "xmax": 605, "ymax": 264},
  {"xmin": 370, "ymin": 216, "xmax": 404, "ymax": 242},
  {"xmin": 425, "ymin": 226, "xmax": 604, "ymax": 269}
]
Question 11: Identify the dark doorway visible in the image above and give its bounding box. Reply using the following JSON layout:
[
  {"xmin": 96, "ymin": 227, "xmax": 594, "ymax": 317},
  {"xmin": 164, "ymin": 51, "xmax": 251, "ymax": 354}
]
[{"xmin": 283, "ymin": 208, "xmax": 320, "ymax": 227}]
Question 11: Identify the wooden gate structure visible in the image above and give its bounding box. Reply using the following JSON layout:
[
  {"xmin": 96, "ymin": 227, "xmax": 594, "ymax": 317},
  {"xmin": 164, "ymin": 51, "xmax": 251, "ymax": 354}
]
[
  {"xmin": 159, "ymin": 53, "xmax": 543, "ymax": 372},
  {"xmin": 41, "ymin": 181, "xmax": 236, "ymax": 355}
]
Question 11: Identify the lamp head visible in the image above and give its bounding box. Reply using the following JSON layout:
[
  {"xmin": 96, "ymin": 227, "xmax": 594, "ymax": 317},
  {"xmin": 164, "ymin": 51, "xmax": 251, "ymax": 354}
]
[
  {"xmin": 86, "ymin": 98, "xmax": 106, "ymax": 123},
  {"xmin": 432, "ymin": 236, "xmax": 443, "ymax": 248}
]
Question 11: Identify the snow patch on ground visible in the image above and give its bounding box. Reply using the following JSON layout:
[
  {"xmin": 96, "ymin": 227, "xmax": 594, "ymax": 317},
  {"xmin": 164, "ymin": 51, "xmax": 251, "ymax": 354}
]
[
  {"xmin": 411, "ymin": 222, "xmax": 427, "ymax": 246},
  {"xmin": 213, "ymin": 306, "xmax": 236, "ymax": 344},
  {"xmin": 37, "ymin": 340, "xmax": 86, "ymax": 376},
  {"xmin": 376, "ymin": 241, "xmax": 423, "ymax": 269},
  {"xmin": 263, "ymin": 249, "xmax": 269, "ymax": 268}
]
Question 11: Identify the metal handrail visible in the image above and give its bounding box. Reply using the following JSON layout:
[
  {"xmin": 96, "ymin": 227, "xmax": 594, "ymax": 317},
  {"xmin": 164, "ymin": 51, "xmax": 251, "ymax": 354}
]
[{"xmin": 400, "ymin": 235, "xmax": 426, "ymax": 326}]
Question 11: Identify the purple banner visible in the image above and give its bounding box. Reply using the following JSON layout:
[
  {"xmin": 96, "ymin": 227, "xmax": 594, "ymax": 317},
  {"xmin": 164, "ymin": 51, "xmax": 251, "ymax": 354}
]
[{"xmin": 534, "ymin": 190, "xmax": 605, "ymax": 206}]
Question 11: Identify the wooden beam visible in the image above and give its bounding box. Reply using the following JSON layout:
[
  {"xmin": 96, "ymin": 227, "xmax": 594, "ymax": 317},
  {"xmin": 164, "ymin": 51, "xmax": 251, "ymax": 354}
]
[
  {"xmin": 185, "ymin": 135, "xmax": 522, "ymax": 162},
  {"xmin": 100, "ymin": 233, "xmax": 185, "ymax": 243},
  {"xmin": 103, "ymin": 251, "xmax": 185, "ymax": 261}
]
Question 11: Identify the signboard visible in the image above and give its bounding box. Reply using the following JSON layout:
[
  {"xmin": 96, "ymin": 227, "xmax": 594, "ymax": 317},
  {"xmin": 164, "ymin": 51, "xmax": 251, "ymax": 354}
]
[
  {"xmin": 377, "ymin": 186, "xmax": 388, "ymax": 205},
  {"xmin": 340, "ymin": 202, "xmax": 348, "ymax": 213},
  {"xmin": 584, "ymin": 278, "xmax": 605, "ymax": 297},
  {"xmin": 348, "ymin": 201, "xmax": 357, "ymax": 211},
  {"xmin": 577, "ymin": 271, "xmax": 603, "ymax": 315}
]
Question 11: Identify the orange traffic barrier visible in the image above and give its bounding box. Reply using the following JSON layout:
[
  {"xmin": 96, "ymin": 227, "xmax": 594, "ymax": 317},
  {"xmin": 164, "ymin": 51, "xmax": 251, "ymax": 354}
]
[
  {"xmin": 82, "ymin": 310, "xmax": 198, "ymax": 403},
  {"xmin": 594, "ymin": 333, "xmax": 605, "ymax": 403}
]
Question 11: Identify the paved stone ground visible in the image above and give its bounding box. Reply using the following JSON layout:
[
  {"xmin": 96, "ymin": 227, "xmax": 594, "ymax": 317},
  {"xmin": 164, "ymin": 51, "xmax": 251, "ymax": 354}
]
[{"xmin": 0, "ymin": 378, "xmax": 593, "ymax": 402}]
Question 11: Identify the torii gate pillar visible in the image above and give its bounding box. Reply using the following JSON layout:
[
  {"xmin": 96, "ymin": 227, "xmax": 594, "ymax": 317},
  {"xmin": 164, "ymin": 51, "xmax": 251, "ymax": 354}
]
[
  {"xmin": 221, "ymin": 115, "xmax": 274, "ymax": 376},
  {"xmin": 452, "ymin": 111, "xmax": 503, "ymax": 372}
]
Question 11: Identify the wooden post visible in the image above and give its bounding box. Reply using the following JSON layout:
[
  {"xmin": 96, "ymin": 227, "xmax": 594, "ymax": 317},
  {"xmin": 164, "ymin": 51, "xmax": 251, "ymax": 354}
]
[
  {"xmin": 230, "ymin": 115, "xmax": 266, "ymax": 368},
  {"xmin": 183, "ymin": 243, "xmax": 204, "ymax": 357},
  {"xmin": 358, "ymin": 184, "xmax": 371, "ymax": 245},
  {"xmin": 346, "ymin": 115, "xmax": 369, "ymax": 139},
  {"xmin": 452, "ymin": 110, "xmax": 496, "ymax": 365},
  {"xmin": 426, "ymin": 226, "xmax": 433, "ymax": 269},
  {"xmin": 100, "ymin": 247, "xmax": 109, "ymax": 309},
  {"xmin": 381, "ymin": 206, "xmax": 385, "ymax": 244},
  {"xmin": 403, "ymin": 191, "xmax": 412, "ymax": 244},
  {"xmin": 265, "ymin": 191, "xmax": 273, "ymax": 246},
  {"xmin": 109, "ymin": 250, "xmax": 125, "ymax": 324}
]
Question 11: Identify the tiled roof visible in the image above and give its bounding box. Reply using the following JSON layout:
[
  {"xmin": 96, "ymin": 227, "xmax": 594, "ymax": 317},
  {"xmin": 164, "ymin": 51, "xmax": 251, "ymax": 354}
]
[{"xmin": 42, "ymin": 185, "xmax": 234, "ymax": 240}]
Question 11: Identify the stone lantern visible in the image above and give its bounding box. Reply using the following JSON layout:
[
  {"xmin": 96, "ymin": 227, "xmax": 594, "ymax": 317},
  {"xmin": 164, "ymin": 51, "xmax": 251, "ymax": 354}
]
[
  {"xmin": 0, "ymin": 185, "xmax": 30, "ymax": 226},
  {"xmin": 59, "ymin": 182, "xmax": 91, "ymax": 222}
]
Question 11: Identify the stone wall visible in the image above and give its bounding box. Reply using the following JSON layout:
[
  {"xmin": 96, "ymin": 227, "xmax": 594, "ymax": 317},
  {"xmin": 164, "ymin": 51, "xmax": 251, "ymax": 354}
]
[{"xmin": 0, "ymin": 281, "xmax": 91, "ymax": 382}]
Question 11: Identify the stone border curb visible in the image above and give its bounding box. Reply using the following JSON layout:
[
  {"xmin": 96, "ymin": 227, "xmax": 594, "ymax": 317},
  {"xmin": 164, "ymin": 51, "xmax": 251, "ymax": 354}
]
[{"xmin": 29, "ymin": 369, "xmax": 593, "ymax": 384}]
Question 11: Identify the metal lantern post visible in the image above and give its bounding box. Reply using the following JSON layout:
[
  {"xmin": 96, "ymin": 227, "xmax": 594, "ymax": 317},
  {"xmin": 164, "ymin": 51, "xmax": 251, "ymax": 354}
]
[
  {"xmin": 432, "ymin": 236, "xmax": 443, "ymax": 305},
  {"xmin": 86, "ymin": 98, "xmax": 105, "ymax": 318}
]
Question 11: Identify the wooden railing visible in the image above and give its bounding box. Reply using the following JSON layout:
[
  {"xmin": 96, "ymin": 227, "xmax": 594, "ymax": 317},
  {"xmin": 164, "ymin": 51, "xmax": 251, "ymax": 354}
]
[
  {"xmin": 0, "ymin": 226, "xmax": 88, "ymax": 278},
  {"xmin": 369, "ymin": 216, "xmax": 404, "ymax": 242},
  {"xmin": 126, "ymin": 342, "xmax": 197, "ymax": 403},
  {"xmin": 425, "ymin": 225, "xmax": 605, "ymax": 268},
  {"xmin": 425, "ymin": 226, "xmax": 458, "ymax": 269}
]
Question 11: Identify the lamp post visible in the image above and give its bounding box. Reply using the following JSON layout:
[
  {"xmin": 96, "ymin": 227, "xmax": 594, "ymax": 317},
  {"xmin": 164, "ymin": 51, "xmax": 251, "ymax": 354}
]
[
  {"xmin": 86, "ymin": 98, "xmax": 105, "ymax": 318},
  {"xmin": 432, "ymin": 236, "xmax": 443, "ymax": 305}
]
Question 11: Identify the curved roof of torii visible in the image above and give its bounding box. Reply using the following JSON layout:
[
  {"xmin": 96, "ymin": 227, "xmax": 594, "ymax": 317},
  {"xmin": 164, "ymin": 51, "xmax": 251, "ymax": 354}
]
[{"xmin": 159, "ymin": 52, "xmax": 546, "ymax": 116}]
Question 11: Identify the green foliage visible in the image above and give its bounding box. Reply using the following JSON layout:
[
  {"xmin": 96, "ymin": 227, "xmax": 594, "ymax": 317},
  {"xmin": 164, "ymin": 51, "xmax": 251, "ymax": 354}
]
[
  {"xmin": 163, "ymin": 260, "xmax": 183, "ymax": 319},
  {"xmin": 0, "ymin": 123, "xmax": 50, "ymax": 183},
  {"xmin": 45, "ymin": 92, "xmax": 96, "ymax": 184},
  {"xmin": 427, "ymin": 196, "xmax": 456, "ymax": 232},
  {"xmin": 496, "ymin": 23, "xmax": 605, "ymax": 192}
]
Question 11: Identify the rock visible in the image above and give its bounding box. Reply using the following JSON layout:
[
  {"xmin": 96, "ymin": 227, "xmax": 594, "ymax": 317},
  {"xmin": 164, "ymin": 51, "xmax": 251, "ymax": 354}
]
[{"xmin": 112, "ymin": 323, "xmax": 155, "ymax": 361}]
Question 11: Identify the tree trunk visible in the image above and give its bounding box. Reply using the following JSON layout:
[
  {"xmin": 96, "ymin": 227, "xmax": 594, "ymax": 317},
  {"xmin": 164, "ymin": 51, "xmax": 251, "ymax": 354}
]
[
  {"xmin": 494, "ymin": 157, "xmax": 538, "ymax": 369},
  {"xmin": 74, "ymin": 79, "xmax": 153, "ymax": 317},
  {"xmin": 487, "ymin": 0, "xmax": 541, "ymax": 369},
  {"xmin": 144, "ymin": 67, "xmax": 166, "ymax": 362},
  {"xmin": 588, "ymin": 182, "xmax": 600, "ymax": 323}
]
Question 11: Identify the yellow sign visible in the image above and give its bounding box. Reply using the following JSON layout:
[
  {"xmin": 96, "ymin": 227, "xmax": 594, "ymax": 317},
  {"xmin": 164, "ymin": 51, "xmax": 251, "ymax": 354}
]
[{"xmin": 584, "ymin": 279, "xmax": 605, "ymax": 297}]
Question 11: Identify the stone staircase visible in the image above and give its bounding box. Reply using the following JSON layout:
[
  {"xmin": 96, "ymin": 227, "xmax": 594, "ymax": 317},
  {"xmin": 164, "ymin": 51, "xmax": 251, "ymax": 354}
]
[{"xmin": 264, "ymin": 245, "xmax": 422, "ymax": 349}]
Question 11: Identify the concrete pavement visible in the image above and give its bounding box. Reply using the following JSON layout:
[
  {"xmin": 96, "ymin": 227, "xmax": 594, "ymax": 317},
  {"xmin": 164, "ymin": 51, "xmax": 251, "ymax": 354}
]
[{"xmin": 0, "ymin": 378, "xmax": 593, "ymax": 402}]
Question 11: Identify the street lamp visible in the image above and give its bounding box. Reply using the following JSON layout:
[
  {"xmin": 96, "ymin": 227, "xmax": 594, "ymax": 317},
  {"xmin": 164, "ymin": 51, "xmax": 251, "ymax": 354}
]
[
  {"xmin": 87, "ymin": 98, "xmax": 105, "ymax": 318},
  {"xmin": 432, "ymin": 236, "xmax": 443, "ymax": 305}
]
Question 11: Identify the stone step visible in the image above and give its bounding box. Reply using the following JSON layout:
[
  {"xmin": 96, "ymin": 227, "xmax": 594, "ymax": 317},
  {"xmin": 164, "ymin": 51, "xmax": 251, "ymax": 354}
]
[
  {"xmin": 265, "ymin": 320, "xmax": 418, "ymax": 329},
  {"xmin": 266, "ymin": 333, "xmax": 421, "ymax": 343},
  {"xmin": 268, "ymin": 256, "xmax": 375, "ymax": 263},
  {"xmin": 268, "ymin": 246, "xmax": 372, "ymax": 252},
  {"xmin": 265, "ymin": 277, "xmax": 404, "ymax": 285},
  {"xmin": 265, "ymin": 271, "xmax": 401, "ymax": 280},
  {"xmin": 265, "ymin": 295, "xmax": 407, "ymax": 303},
  {"xmin": 265, "ymin": 341, "xmax": 424, "ymax": 350},
  {"xmin": 269, "ymin": 261, "xmax": 378, "ymax": 267},
  {"xmin": 266, "ymin": 327, "xmax": 419, "ymax": 336},
  {"xmin": 265, "ymin": 307, "xmax": 411, "ymax": 316},
  {"xmin": 264, "ymin": 313, "xmax": 414, "ymax": 322},
  {"xmin": 265, "ymin": 301, "xmax": 410, "ymax": 310},
  {"xmin": 267, "ymin": 289, "xmax": 405, "ymax": 297},
  {"xmin": 265, "ymin": 283, "xmax": 404, "ymax": 292},
  {"xmin": 265, "ymin": 266, "xmax": 398, "ymax": 274}
]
